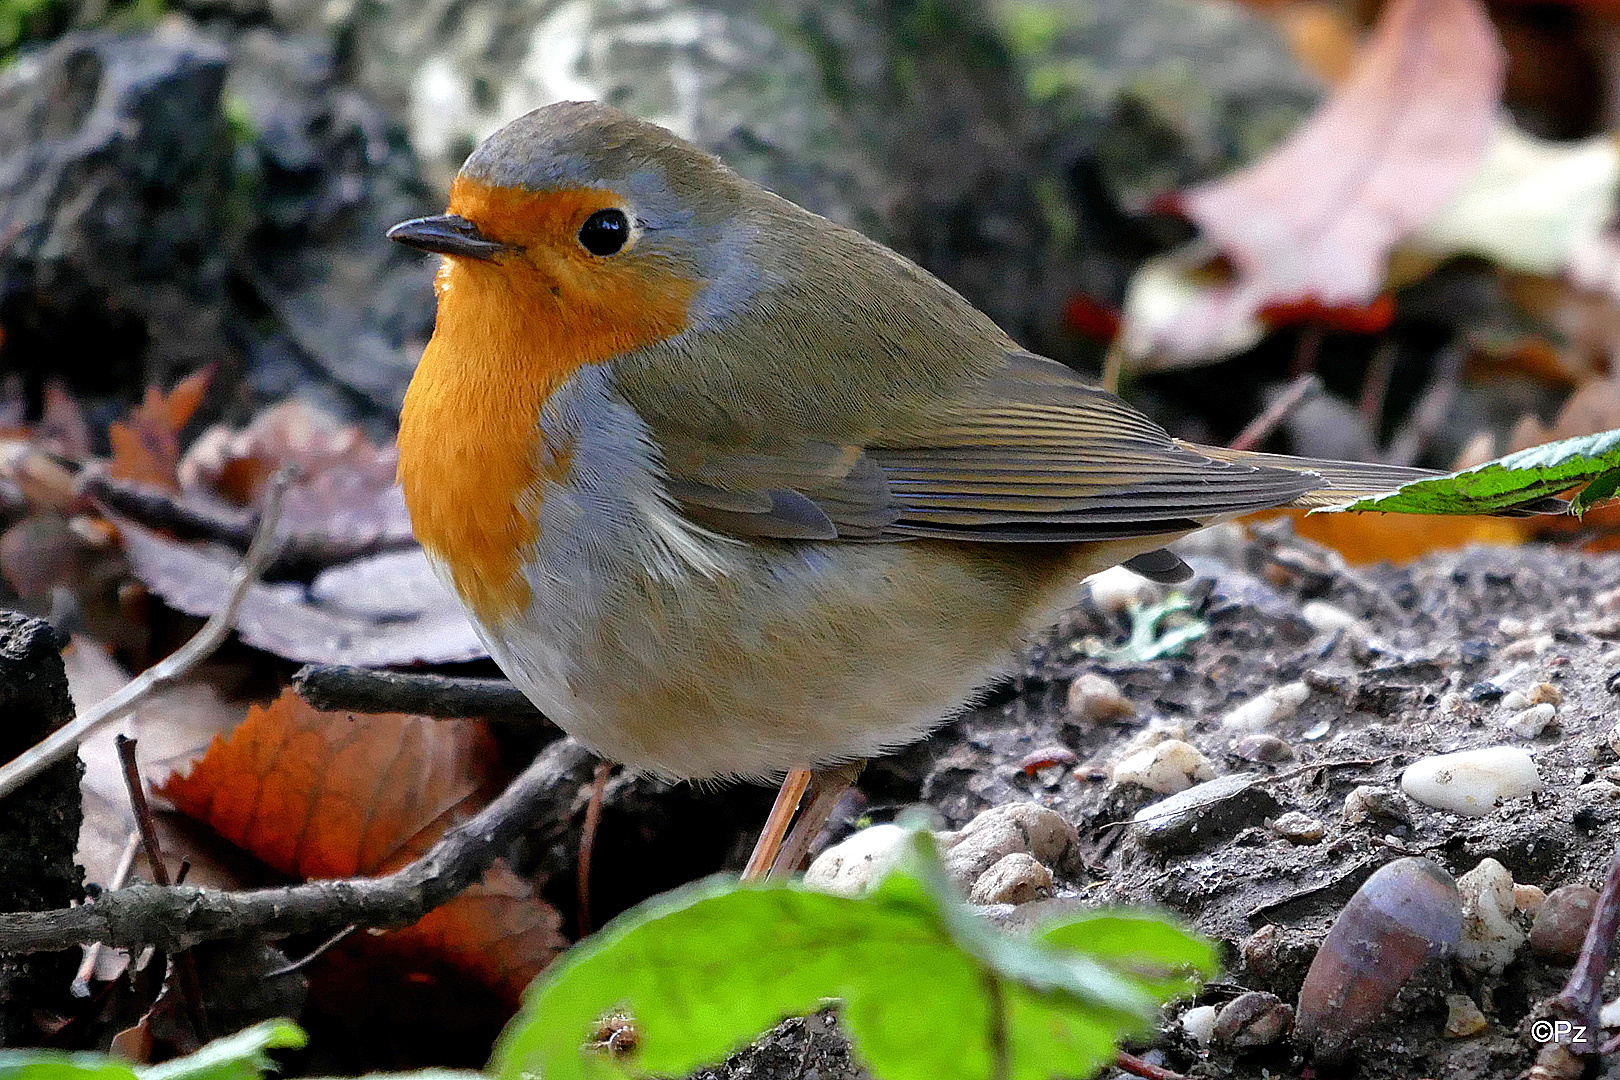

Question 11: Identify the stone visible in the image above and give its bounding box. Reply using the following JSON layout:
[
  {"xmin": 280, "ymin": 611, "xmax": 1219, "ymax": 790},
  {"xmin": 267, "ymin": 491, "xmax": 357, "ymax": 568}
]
[
  {"xmin": 968, "ymin": 852, "xmax": 1054, "ymax": 906},
  {"xmin": 1400, "ymin": 747, "xmax": 1543, "ymax": 816},
  {"xmin": 1132, "ymin": 773, "xmax": 1278, "ymax": 854},
  {"xmin": 939, "ymin": 802, "xmax": 1078, "ymax": 886},
  {"xmin": 804, "ymin": 823, "xmax": 910, "ymax": 896}
]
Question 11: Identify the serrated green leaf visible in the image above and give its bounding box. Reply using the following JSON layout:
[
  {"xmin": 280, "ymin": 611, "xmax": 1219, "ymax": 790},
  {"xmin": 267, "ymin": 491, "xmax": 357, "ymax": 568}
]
[
  {"xmin": 1321, "ymin": 429, "xmax": 1619, "ymax": 515},
  {"xmin": 491, "ymin": 826, "xmax": 1214, "ymax": 1080},
  {"xmin": 1571, "ymin": 468, "xmax": 1620, "ymax": 517},
  {"xmin": 0, "ymin": 1021, "xmax": 304, "ymax": 1080},
  {"xmin": 1039, "ymin": 912, "xmax": 1219, "ymax": 999}
]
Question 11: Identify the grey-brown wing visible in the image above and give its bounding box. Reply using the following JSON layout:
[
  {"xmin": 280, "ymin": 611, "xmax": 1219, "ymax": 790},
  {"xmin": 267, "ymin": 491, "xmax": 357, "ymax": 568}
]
[{"xmin": 658, "ymin": 351, "xmax": 1345, "ymax": 543}]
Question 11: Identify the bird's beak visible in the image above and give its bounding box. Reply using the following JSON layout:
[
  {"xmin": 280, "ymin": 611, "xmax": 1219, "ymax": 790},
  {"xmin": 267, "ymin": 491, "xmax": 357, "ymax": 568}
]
[{"xmin": 386, "ymin": 214, "xmax": 510, "ymax": 260}]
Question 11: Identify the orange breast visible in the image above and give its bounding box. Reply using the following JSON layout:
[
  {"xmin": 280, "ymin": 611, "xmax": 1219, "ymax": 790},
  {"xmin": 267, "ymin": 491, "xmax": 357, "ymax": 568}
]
[{"xmin": 397, "ymin": 179, "xmax": 699, "ymax": 625}]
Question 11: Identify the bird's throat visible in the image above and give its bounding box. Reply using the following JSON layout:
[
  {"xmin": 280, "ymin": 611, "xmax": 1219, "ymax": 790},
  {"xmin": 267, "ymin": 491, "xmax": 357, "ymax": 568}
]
[{"xmin": 397, "ymin": 206, "xmax": 696, "ymax": 625}]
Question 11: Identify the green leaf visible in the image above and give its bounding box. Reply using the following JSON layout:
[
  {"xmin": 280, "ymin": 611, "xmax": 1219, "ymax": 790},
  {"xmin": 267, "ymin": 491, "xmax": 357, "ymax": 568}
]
[
  {"xmin": 142, "ymin": 1021, "xmax": 305, "ymax": 1080},
  {"xmin": 1320, "ymin": 429, "xmax": 1618, "ymax": 515},
  {"xmin": 0, "ymin": 1021, "xmax": 304, "ymax": 1080},
  {"xmin": 0, "ymin": 1054, "xmax": 136, "ymax": 1080},
  {"xmin": 491, "ymin": 828, "xmax": 1217, "ymax": 1080}
]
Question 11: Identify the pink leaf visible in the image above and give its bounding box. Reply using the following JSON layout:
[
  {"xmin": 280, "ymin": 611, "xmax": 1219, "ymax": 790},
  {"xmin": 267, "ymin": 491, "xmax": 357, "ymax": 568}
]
[{"xmin": 1148, "ymin": 0, "xmax": 1505, "ymax": 363}]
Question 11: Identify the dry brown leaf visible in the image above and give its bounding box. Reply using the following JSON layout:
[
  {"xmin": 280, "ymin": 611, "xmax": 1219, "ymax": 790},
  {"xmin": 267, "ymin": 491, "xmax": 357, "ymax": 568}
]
[
  {"xmin": 106, "ymin": 369, "xmax": 213, "ymax": 491},
  {"xmin": 178, "ymin": 400, "xmax": 412, "ymax": 554},
  {"xmin": 66, "ymin": 641, "xmax": 253, "ymax": 890},
  {"xmin": 1138, "ymin": 0, "xmax": 1504, "ymax": 365},
  {"xmin": 161, "ymin": 690, "xmax": 498, "ymax": 879},
  {"xmin": 114, "ymin": 521, "xmax": 485, "ymax": 666},
  {"xmin": 159, "ymin": 690, "xmax": 566, "ymax": 1005}
]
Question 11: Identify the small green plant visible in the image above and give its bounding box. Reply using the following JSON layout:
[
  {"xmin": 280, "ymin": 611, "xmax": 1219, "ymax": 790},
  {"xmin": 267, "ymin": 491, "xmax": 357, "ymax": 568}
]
[
  {"xmin": 492, "ymin": 826, "xmax": 1216, "ymax": 1080},
  {"xmin": 0, "ymin": 1020, "xmax": 310, "ymax": 1080},
  {"xmin": 0, "ymin": 827, "xmax": 1215, "ymax": 1080}
]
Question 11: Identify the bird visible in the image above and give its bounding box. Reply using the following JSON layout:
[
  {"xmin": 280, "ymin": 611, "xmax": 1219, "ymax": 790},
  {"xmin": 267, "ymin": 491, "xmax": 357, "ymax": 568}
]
[{"xmin": 387, "ymin": 100, "xmax": 1477, "ymax": 878}]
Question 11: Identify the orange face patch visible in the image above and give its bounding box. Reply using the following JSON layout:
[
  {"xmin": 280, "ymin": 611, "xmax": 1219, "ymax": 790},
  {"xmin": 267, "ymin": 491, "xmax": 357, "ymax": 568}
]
[{"xmin": 398, "ymin": 179, "xmax": 700, "ymax": 624}]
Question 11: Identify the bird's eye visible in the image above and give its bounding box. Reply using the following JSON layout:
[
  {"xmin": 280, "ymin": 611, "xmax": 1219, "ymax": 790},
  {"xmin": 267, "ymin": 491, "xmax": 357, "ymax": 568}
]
[{"xmin": 578, "ymin": 209, "xmax": 630, "ymax": 256}]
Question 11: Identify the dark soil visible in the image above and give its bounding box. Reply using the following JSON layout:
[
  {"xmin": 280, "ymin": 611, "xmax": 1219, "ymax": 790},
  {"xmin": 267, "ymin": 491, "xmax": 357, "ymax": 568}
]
[{"xmin": 698, "ymin": 524, "xmax": 1620, "ymax": 1080}]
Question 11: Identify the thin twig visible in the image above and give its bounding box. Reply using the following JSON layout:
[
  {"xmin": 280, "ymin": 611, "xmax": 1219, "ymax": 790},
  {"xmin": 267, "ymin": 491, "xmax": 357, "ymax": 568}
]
[
  {"xmin": 1357, "ymin": 339, "xmax": 1398, "ymax": 429},
  {"xmin": 1226, "ymin": 373, "xmax": 1321, "ymax": 452},
  {"xmin": 262, "ymin": 925, "xmax": 358, "ymax": 978},
  {"xmin": 293, "ymin": 664, "xmax": 547, "ymax": 723},
  {"xmin": 117, "ymin": 736, "xmax": 210, "ymax": 1042},
  {"xmin": 576, "ymin": 760, "xmax": 612, "ymax": 936},
  {"xmin": 115, "ymin": 737, "xmax": 170, "ymax": 887},
  {"xmin": 1547, "ymin": 845, "xmax": 1620, "ymax": 1057},
  {"xmin": 0, "ymin": 470, "xmax": 289, "ymax": 802},
  {"xmin": 71, "ymin": 831, "xmax": 141, "ymax": 997},
  {"xmin": 0, "ymin": 736, "xmax": 597, "ymax": 955}
]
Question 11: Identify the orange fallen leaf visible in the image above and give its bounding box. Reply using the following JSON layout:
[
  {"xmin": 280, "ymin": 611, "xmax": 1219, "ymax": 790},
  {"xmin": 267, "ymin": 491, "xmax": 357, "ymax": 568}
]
[
  {"xmin": 1274, "ymin": 507, "xmax": 1532, "ymax": 565},
  {"xmin": 160, "ymin": 690, "xmax": 566, "ymax": 1005},
  {"xmin": 1145, "ymin": 0, "xmax": 1504, "ymax": 363},
  {"xmin": 107, "ymin": 369, "xmax": 213, "ymax": 491}
]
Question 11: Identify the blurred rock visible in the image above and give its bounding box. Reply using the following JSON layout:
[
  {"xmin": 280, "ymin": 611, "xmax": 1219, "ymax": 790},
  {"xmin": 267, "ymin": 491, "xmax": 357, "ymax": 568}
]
[
  {"xmin": 225, "ymin": 27, "xmax": 439, "ymax": 425},
  {"xmin": 992, "ymin": 0, "xmax": 1319, "ymax": 307},
  {"xmin": 0, "ymin": 23, "xmax": 233, "ymax": 405}
]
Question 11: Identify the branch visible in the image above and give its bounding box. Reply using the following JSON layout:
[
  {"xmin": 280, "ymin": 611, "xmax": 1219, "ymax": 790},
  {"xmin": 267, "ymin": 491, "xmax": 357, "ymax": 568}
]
[
  {"xmin": 293, "ymin": 664, "xmax": 547, "ymax": 723},
  {"xmin": 0, "ymin": 737, "xmax": 597, "ymax": 954},
  {"xmin": 0, "ymin": 470, "xmax": 290, "ymax": 802}
]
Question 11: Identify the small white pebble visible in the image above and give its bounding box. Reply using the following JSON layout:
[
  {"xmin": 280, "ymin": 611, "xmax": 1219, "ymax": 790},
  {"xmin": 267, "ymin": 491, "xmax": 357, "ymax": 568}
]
[
  {"xmin": 1220, "ymin": 682, "xmax": 1310, "ymax": 732},
  {"xmin": 1457, "ymin": 858, "xmax": 1525, "ymax": 974},
  {"xmin": 1400, "ymin": 747, "xmax": 1542, "ymax": 816},
  {"xmin": 1342, "ymin": 784, "xmax": 1410, "ymax": 827},
  {"xmin": 1499, "ymin": 691, "xmax": 1529, "ymax": 712},
  {"xmin": 1181, "ymin": 1004, "xmax": 1218, "ymax": 1047},
  {"xmin": 1118, "ymin": 718, "xmax": 1187, "ymax": 756},
  {"xmin": 1601, "ymin": 996, "xmax": 1620, "ymax": 1030},
  {"xmin": 1111, "ymin": 739, "xmax": 1216, "ymax": 795},
  {"xmin": 1498, "ymin": 616, "xmax": 1528, "ymax": 637},
  {"xmin": 968, "ymin": 852, "xmax": 1054, "ymax": 905},
  {"xmin": 1270, "ymin": 810, "xmax": 1325, "ymax": 844},
  {"xmin": 804, "ymin": 824, "xmax": 910, "ymax": 896},
  {"xmin": 1607, "ymin": 719, "xmax": 1620, "ymax": 758},
  {"xmin": 1501, "ymin": 703, "xmax": 1556, "ymax": 739},
  {"xmin": 1067, "ymin": 672, "xmax": 1134, "ymax": 724},
  {"xmin": 1500, "ymin": 634, "xmax": 1555, "ymax": 659},
  {"xmin": 940, "ymin": 803, "xmax": 1078, "ymax": 887},
  {"xmin": 1084, "ymin": 564, "xmax": 1164, "ymax": 615},
  {"xmin": 1514, "ymin": 884, "xmax": 1548, "ymax": 915},
  {"xmin": 1302, "ymin": 601, "xmax": 1361, "ymax": 635},
  {"xmin": 1596, "ymin": 586, "xmax": 1620, "ymax": 617}
]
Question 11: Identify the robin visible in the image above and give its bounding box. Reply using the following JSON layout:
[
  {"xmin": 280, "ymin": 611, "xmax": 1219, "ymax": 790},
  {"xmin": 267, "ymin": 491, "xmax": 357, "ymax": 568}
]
[{"xmin": 387, "ymin": 101, "xmax": 1457, "ymax": 878}]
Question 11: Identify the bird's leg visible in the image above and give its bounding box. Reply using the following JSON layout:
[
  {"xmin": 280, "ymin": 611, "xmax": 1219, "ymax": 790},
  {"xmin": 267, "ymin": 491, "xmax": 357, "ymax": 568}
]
[
  {"xmin": 767, "ymin": 760, "xmax": 864, "ymax": 878},
  {"xmin": 741, "ymin": 768, "xmax": 813, "ymax": 881}
]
